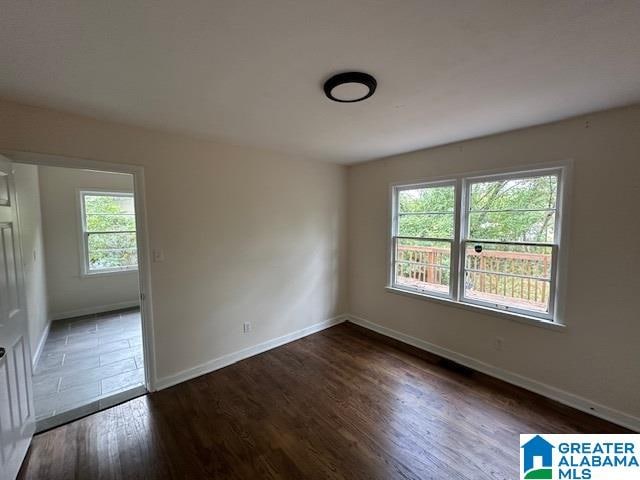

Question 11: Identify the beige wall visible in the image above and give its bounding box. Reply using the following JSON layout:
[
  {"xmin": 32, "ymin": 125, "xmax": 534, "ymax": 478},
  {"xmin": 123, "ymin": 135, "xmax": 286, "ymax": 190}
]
[
  {"xmin": 0, "ymin": 99, "xmax": 348, "ymax": 384},
  {"xmin": 37, "ymin": 165, "xmax": 139, "ymax": 318},
  {"xmin": 348, "ymin": 105, "xmax": 640, "ymax": 421},
  {"xmin": 3, "ymin": 98, "xmax": 636, "ymax": 426},
  {"xmin": 13, "ymin": 163, "xmax": 49, "ymax": 363}
]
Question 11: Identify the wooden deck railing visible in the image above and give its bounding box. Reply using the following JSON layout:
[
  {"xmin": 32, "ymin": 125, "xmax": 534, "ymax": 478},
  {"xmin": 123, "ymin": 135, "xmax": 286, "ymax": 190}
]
[
  {"xmin": 396, "ymin": 245, "xmax": 551, "ymax": 310},
  {"xmin": 396, "ymin": 245, "xmax": 450, "ymax": 287}
]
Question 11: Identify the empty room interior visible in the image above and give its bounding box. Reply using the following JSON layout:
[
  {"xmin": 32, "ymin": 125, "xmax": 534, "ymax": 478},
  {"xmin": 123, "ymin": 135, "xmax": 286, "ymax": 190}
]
[{"xmin": 0, "ymin": 2, "xmax": 639, "ymax": 479}]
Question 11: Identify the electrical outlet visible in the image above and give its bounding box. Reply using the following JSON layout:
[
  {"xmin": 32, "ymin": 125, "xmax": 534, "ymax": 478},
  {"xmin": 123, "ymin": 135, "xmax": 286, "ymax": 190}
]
[
  {"xmin": 243, "ymin": 322, "xmax": 251, "ymax": 333},
  {"xmin": 494, "ymin": 337, "xmax": 504, "ymax": 351}
]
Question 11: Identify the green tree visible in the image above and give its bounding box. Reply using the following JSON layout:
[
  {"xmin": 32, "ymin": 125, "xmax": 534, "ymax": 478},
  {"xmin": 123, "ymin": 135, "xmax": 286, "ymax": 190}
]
[
  {"xmin": 84, "ymin": 195, "xmax": 137, "ymax": 270},
  {"xmin": 398, "ymin": 176, "xmax": 557, "ymax": 244},
  {"xmin": 398, "ymin": 185, "xmax": 454, "ymax": 239},
  {"xmin": 469, "ymin": 176, "xmax": 556, "ymax": 243}
]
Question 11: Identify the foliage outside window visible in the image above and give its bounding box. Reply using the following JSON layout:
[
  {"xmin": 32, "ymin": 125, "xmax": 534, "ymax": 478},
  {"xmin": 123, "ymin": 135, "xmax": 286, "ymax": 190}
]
[
  {"xmin": 80, "ymin": 191, "xmax": 138, "ymax": 274},
  {"xmin": 394, "ymin": 183, "xmax": 456, "ymax": 296},
  {"xmin": 391, "ymin": 167, "xmax": 565, "ymax": 321}
]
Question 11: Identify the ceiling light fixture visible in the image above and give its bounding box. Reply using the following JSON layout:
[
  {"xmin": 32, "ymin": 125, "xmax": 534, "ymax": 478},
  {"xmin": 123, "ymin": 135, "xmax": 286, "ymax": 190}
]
[{"xmin": 323, "ymin": 72, "xmax": 377, "ymax": 103}]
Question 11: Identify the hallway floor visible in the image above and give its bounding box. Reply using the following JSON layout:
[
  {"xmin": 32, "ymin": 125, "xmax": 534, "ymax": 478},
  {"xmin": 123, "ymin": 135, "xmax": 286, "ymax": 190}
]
[{"xmin": 33, "ymin": 308, "xmax": 145, "ymax": 421}]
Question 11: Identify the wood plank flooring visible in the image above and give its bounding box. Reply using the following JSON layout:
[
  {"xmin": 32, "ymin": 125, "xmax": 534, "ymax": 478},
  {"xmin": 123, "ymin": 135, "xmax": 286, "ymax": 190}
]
[{"xmin": 18, "ymin": 323, "xmax": 628, "ymax": 479}]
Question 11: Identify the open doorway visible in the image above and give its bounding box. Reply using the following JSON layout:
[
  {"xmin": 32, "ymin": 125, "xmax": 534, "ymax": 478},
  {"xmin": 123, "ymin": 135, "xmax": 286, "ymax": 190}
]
[{"xmin": 12, "ymin": 162, "xmax": 148, "ymax": 432}]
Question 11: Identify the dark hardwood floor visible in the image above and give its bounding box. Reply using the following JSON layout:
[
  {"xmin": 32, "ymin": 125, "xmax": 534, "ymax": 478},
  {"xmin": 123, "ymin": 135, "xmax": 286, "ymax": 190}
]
[{"xmin": 18, "ymin": 322, "xmax": 628, "ymax": 479}]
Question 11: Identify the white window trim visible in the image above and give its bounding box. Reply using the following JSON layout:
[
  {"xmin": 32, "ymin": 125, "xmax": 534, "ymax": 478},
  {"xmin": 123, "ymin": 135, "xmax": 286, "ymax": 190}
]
[
  {"xmin": 77, "ymin": 188, "xmax": 139, "ymax": 276},
  {"xmin": 390, "ymin": 178, "xmax": 457, "ymax": 300},
  {"xmin": 388, "ymin": 160, "xmax": 572, "ymax": 328}
]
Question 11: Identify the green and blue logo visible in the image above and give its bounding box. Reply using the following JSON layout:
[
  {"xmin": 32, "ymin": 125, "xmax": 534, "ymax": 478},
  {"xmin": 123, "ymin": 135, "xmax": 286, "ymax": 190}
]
[
  {"xmin": 520, "ymin": 434, "xmax": 640, "ymax": 479},
  {"xmin": 521, "ymin": 435, "xmax": 554, "ymax": 479}
]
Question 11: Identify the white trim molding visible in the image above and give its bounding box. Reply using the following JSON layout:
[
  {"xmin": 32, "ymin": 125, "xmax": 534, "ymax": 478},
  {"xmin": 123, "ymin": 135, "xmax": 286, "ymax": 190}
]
[
  {"xmin": 385, "ymin": 286, "xmax": 566, "ymax": 332},
  {"xmin": 31, "ymin": 321, "xmax": 51, "ymax": 369},
  {"xmin": 388, "ymin": 159, "xmax": 573, "ymax": 326},
  {"xmin": 50, "ymin": 301, "xmax": 140, "ymax": 321},
  {"xmin": 154, "ymin": 315, "xmax": 348, "ymax": 391},
  {"xmin": 76, "ymin": 188, "xmax": 138, "ymax": 277},
  {"xmin": 2, "ymin": 150, "xmax": 158, "ymax": 393},
  {"xmin": 347, "ymin": 314, "xmax": 639, "ymax": 432}
]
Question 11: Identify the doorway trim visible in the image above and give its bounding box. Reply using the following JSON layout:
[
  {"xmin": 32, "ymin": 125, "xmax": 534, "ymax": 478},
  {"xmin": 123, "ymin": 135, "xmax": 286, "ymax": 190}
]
[{"xmin": 0, "ymin": 150, "xmax": 158, "ymax": 392}]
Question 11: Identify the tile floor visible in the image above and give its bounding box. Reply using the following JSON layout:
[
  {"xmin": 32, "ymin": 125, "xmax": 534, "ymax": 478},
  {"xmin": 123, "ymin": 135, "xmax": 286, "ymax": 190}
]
[{"xmin": 33, "ymin": 308, "xmax": 145, "ymax": 421}]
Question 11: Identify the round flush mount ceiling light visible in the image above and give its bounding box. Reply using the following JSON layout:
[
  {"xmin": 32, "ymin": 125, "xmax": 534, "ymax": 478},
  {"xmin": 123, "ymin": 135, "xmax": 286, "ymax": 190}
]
[{"xmin": 323, "ymin": 72, "xmax": 377, "ymax": 103}]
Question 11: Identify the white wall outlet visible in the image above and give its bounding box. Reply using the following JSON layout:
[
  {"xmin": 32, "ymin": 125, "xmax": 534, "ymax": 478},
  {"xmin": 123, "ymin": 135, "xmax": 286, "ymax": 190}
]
[
  {"xmin": 243, "ymin": 322, "xmax": 251, "ymax": 333},
  {"xmin": 494, "ymin": 337, "xmax": 504, "ymax": 351},
  {"xmin": 153, "ymin": 249, "xmax": 165, "ymax": 262}
]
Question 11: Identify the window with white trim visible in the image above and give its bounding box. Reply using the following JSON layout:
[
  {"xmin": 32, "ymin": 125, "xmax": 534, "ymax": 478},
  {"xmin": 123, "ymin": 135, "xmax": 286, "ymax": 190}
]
[
  {"xmin": 390, "ymin": 167, "xmax": 565, "ymax": 321},
  {"xmin": 80, "ymin": 191, "xmax": 138, "ymax": 274}
]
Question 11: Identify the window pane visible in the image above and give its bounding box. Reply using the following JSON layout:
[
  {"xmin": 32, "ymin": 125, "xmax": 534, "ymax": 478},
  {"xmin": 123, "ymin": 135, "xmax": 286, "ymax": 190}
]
[
  {"xmin": 468, "ymin": 175, "xmax": 557, "ymax": 242},
  {"xmin": 395, "ymin": 239, "xmax": 451, "ymax": 295},
  {"xmin": 84, "ymin": 194, "xmax": 134, "ymax": 214},
  {"xmin": 398, "ymin": 185, "xmax": 454, "ymax": 213},
  {"xmin": 469, "ymin": 210, "xmax": 555, "ymax": 242},
  {"xmin": 399, "ymin": 213, "xmax": 454, "ymax": 238},
  {"xmin": 86, "ymin": 213, "xmax": 136, "ymax": 232},
  {"xmin": 463, "ymin": 242, "xmax": 552, "ymax": 313},
  {"xmin": 85, "ymin": 195, "xmax": 136, "ymax": 232},
  {"xmin": 470, "ymin": 175, "xmax": 557, "ymax": 211},
  {"xmin": 83, "ymin": 193, "xmax": 138, "ymax": 272},
  {"xmin": 88, "ymin": 232, "xmax": 137, "ymax": 270},
  {"xmin": 398, "ymin": 184, "xmax": 455, "ymax": 238}
]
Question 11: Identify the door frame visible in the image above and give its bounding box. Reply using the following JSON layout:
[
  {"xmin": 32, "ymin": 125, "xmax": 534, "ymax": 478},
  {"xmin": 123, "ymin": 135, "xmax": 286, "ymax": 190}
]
[{"xmin": 0, "ymin": 150, "xmax": 157, "ymax": 392}]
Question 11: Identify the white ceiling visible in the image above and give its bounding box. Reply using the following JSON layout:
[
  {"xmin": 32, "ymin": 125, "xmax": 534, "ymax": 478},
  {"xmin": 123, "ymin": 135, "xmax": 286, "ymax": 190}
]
[{"xmin": 2, "ymin": 1, "xmax": 639, "ymax": 164}]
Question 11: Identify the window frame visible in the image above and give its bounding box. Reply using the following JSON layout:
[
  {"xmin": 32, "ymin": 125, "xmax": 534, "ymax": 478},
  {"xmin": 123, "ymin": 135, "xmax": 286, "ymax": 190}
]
[
  {"xmin": 78, "ymin": 189, "xmax": 138, "ymax": 276},
  {"xmin": 389, "ymin": 162, "xmax": 571, "ymax": 325},
  {"xmin": 390, "ymin": 179, "xmax": 458, "ymax": 300}
]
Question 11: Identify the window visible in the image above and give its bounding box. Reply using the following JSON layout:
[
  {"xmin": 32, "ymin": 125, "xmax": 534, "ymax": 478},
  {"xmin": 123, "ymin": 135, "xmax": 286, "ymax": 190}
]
[
  {"xmin": 79, "ymin": 191, "xmax": 138, "ymax": 274},
  {"xmin": 393, "ymin": 182, "xmax": 456, "ymax": 297},
  {"xmin": 390, "ymin": 166, "xmax": 567, "ymax": 322}
]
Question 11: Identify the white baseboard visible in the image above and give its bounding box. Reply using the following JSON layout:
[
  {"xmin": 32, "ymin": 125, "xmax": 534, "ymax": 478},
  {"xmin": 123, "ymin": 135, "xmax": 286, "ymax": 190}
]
[
  {"xmin": 347, "ymin": 314, "xmax": 640, "ymax": 432},
  {"xmin": 31, "ymin": 321, "xmax": 51, "ymax": 369},
  {"xmin": 50, "ymin": 300, "xmax": 140, "ymax": 321},
  {"xmin": 154, "ymin": 315, "xmax": 347, "ymax": 391}
]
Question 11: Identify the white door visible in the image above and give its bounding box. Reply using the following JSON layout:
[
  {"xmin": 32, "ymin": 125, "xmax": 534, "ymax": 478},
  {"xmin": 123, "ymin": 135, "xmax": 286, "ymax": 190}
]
[{"xmin": 0, "ymin": 155, "xmax": 35, "ymax": 480}]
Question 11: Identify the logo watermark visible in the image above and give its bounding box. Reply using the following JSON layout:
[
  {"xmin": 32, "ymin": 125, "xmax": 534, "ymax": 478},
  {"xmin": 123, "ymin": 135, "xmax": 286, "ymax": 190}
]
[{"xmin": 520, "ymin": 434, "xmax": 640, "ymax": 479}]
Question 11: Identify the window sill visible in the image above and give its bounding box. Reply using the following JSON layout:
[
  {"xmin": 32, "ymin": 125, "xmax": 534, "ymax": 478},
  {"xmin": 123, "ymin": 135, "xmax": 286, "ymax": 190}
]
[
  {"xmin": 81, "ymin": 268, "xmax": 138, "ymax": 278},
  {"xmin": 385, "ymin": 286, "xmax": 566, "ymax": 332}
]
